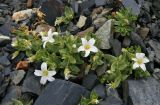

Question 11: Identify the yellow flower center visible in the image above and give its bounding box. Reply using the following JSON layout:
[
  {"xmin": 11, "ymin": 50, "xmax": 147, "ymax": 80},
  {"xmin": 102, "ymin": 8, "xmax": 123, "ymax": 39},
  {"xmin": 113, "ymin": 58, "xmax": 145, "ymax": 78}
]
[
  {"xmin": 137, "ymin": 59, "xmax": 143, "ymax": 64},
  {"xmin": 84, "ymin": 44, "xmax": 91, "ymax": 50},
  {"xmin": 42, "ymin": 70, "xmax": 49, "ymax": 77}
]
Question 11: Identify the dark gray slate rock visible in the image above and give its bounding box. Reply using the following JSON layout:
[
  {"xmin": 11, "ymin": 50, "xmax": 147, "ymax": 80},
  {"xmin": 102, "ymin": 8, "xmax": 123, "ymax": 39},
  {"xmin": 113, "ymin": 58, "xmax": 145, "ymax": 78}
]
[
  {"xmin": 96, "ymin": 61, "xmax": 107, "ymax": 76},
  {"xmin": 82, "ymin": 72, "xmax": 99, "ymax": 90},
  {"xmin": 10, "ymin": 70, "xmax": 25, "ymax": 85},
  {"xmin": 71, "ymin": 0, "xmax": 79, "ymax": 13},
  {"xmin": 122, "ymin": 37, "xmax": 131, "ymax": 47},
  {"xmin": 22, "ymin": 70, "xmax": 43, "ymax": 95},
  {"xmin": 110, "ymin": 39, "xmax": 122, "ymax": 56},
  {"xmin": 80, "ymin": 0, "xmax": 95, "ymax": 11},
  {"xmin": 93, "ymin": 84, "xmax": 106, "ymax": 99},
  {"xmin": 122, "ymin": 0, "xmax": 140, "ymax": 15},
  {"xmin": 95, "ymin": 0, "xmax": 106, "ymax": 7},
  {"xmin": 99, "ymin": 96, "xmax": 123, "ymax": 105},
  {"xmin": 1, "ymin": 86, "xmax": 21, "ymax": 105},
  {"xmin": 0, "ymin": 34, "xmax": 11, "ymax": 47},
  {"xmin": 123, "ymin": 77, "xmax": 160, "ymax": 105},
  {"xmin": 34, "ymin": 79, "xmax": 89, "ymax": 105},
  {"xmin": 0, "ymin": 52, "xmax": 10, "ymax": 66},
  {"xmin": 40, "ymin": 0, "xmax": 64, "ymax": 26},
  {"xmin": 148, "ymin": 40, "xmax": 160, "ymax": 63},
  {"xmin": 0, "ymin": 22, "xmax": 11, "ymax": 36}
]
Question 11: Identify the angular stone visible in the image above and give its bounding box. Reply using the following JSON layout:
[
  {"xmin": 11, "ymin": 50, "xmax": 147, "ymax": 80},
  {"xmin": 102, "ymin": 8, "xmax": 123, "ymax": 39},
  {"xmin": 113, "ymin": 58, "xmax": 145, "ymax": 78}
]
[
  {"xmin": 122, "ymin": 37, "xmax": 131, "ymax": 47},
  {"xmin": 95, "ymin": 19, "xmax": 113, "ymax": 49},
  {"xmin": 76, "ymin": 15, "xmax": 87, "ymax": 28},
  {"xmin": 1, "ymin": 86, "xmax": 21, "ymax": 105},
  {"xmin": 123, "ymin": 77, "xmax": 160, "ymax": 105},
  {"xmin": 138, "ymin": 27, "xmax": 149, "ymax": 39},
  {"xmin": 110, "ymin": 39, "xmax": 122, "ymax": 56},
  {"xmin": 95, "ymin": 0, "xmax": 106, "ymax": 7},
  {"xmin": 0, "ymin": 52, "xmax": 10, "ymax": 66},
  {"xmin": 10, "ymin": 70, "xmax": 25, "ymax": 85},
  {"xmin": 35, "ymin": 24, "xmax": 55, "ymax": 33},
  {"xmin": 99, "ymin": 96, "xmax": 123, "ymax": 105},
  {"xmin": 22, "ymin": 70, "xmax": 43, "ymax": 95},
  {"xmin": 93, "ymin": 84, "xmax": 106, "ymax": 99},
  {"xmin": 122, "ymin": 0, "xmax": 140, "ymax": 15},
  {"xmin": 0, "ymin": 34, "xmax": 11, "ymax": 47},
  {"xmin": 148, "ymin": 40, "xmax": 160, "ymax": 63},
  {"xmin": 93, "ymin": 17, "xmax": 107, "ymax": 28},
  {"xmin": 40, "ymin": 0, "xmax": 64, "ymax": 26},
  {"xmin": 96, "ymin": 61, "xmax": 107, "ymax": 76},
  {"xmin": 82, "ymin": 72, "xmax": 99, "ymax": 90},
  {"xmin": 34, "ymin": 79, "xmax": 89, "ymax": 105},
  {"xmin": 79, "ymin": 0, "xmax": 95, "ymax": 11}
]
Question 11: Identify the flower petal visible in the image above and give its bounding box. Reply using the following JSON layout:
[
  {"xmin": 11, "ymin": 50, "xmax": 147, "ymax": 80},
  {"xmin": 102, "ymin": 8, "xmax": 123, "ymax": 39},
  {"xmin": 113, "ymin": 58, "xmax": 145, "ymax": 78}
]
[
  {"xmin": 48, "ymin": 71, "xmax": 56, "ymax": 76},
  {"xmin": 140, "ymin": 64, "xmax": 146, "ymax": 71},
  {"xmin": 34, "ymin": 70, "xmax": 42, "ymax": 76},
  {"xmin": 88, "ymin": 38, "xmax": 95, "ymax": 45},
  {"xmin": 47, "ymin": 76, "xmax": 55, "ymax": 82},
  {"xmin": 136, "ymin": 53, "xmax": 145, "ymax": 59},
  {"xmin": 81, "ymin": 38, "xmax": 87, "ymax": 45},
  {"xmin": 40, "ymin": 77, "xmax": 47, "ymax": 85},
  {"xmin": 48, "ymin": 38, "xmax": 55, "ymax": 43},
  {"xmin": 53, "ymin": 32, "xmax": 59, "ymax": 36},
  {"xmin": 84, "ymin": 50, "xmax": 90, "ymax": 57},
  {"xmin": 133, "ymin": 63, "xmax": 139, "ymax": 69},
  {"xmin": 42, "ymin": 37, "xmax": 49, "ymax": 42},
  {"xmin": 132, "ymin": 58, "xmax": 137, "ymax": 61},
  {"xmin": 41, "ymin": 62, "xmax": 47, "ymax": 70},
  {"xmin": 43, "ymin": 41, "xmax": 47, "ymax": 48},
  {"xmin": 78, "ymin": 46, "xmax": 85, "ymax": 52},
  {"xmin": 143, "ymin": 57, "xmax": 149, "ymax": 63},
  {"xmin": 48, "ymin": 29, "xmax": 53, "ymax": 36},
  {"xmin": 90, "ymin": 46, "xmax": 98, "ymax": 53}
]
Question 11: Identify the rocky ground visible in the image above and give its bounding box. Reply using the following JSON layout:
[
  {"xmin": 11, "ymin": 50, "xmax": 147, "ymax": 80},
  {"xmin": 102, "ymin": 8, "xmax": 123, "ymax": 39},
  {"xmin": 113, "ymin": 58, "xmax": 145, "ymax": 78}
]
[{"xmin": 0, "ymin": 0, "xmax": 160, "ymax": 105}]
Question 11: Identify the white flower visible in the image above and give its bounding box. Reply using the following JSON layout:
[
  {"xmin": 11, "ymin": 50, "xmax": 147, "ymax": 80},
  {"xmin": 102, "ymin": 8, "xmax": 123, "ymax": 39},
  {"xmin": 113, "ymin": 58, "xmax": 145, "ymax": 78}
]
[
  {"xmin": 64, "ymin": 68, "xmax": 75, "ymax": 80},
  {"xmin": 40, "ymin": 29, "xmax": 58, "ymax": 48},
  {"xmin": 91, "ymin": 99, "xmax": 99, "ymax": 104},
  {"xmin": 78, "ymin": 38, "xmax": 98, "ymax": 57},
  {"xmin": 72, "ymin": 44, "xmax": 76, "ymax": 48},
  {"xmin": 34, "ymin": 62, "xmax": 56, "ymax": 85},
  {"xmin": 132, "ymin": 53, "xmax": 149, "ymax": 71}
]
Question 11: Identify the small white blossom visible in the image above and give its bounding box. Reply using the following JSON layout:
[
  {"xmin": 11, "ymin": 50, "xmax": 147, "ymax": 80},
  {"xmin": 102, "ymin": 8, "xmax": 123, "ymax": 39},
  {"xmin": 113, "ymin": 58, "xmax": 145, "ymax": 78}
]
[
  {"xmin": 34, "ymin": 62, "xmax": 56, "ymax": 85},
  {"xmin": 78, "ymin": 38, "xmax": 98, "ymax": 57},
  {"xmin": 132, "ymin": 53, "xmax": 149, "ymax": 71},
  {"xmin": 91, "ymin": 99, "xmax": 99, "ymax": 104},
  {"xmin": 40, "ymin": 29, "xmax": 58, "ymax": 48},
  {"xmin": 72, "ymin": 44, "xmax": 76, "ymax": 48}
]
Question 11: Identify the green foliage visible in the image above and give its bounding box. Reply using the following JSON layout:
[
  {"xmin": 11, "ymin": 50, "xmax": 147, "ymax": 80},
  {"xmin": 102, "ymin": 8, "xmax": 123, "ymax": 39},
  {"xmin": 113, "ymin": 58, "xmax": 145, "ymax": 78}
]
[
  {"xmin": 12, "ymin": 28, "xmax": 104, "ymax": 79},
  {"xmin": 12, "ymin": 99, "xmax": 33, "ymax": 105},
  {"xmin": 79, "ymin": 91, "xmax": 99, "ymax": 105},
  {"xmin": 100, "ymin": 46, "xmax": 150, "ymax": 88},
  {"xmin": 55, "ymin": 6, "xmax": 74, "ymax": 26},
  {"xmin": 109, "ymin": 8, "xmax": 137, "ymax": 36}
]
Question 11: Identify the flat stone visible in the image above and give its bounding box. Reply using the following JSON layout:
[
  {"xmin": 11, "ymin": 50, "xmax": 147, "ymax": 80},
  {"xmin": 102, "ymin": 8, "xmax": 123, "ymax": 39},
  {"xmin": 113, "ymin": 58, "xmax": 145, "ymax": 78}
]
[
  {"xmin": 138, "ymin": 27, "xmax": 149, "ymax": 39},
  {"xmin": 123, "ymin": 77, "xmax": 160, "ymax": 105},
  {"xmin": 0, "ymin": 17, "xmax": 5, "ymax": 25},
  {"xmin": 110, "ymin": 39, "xmax": 122, "ymax": 56},
  {"xmin": 35, "ymin": 24, "xmax": 55, "ymax": 33},
  {"xmin": 122, "ymin": 0, "xmax": 140, "ymax": 16},
  {"xmin": 0, "ymin": 34, "xmax": 11, "ymax": 47},
  {"xmin": 22, "ymin": 70, "xmax": 43, "ymax": 95},
  {"xmin": 79, "ymin": 0, "xmax": 95, "ymax": 11},
  {"xmin": 0, "ymin": 52, "xmax": 11, "ymax": 66},
  {"xmin": 82, "ymin": 72, "xmax": 99, "ymax": 90},
  {"xmin": 95, "ymin": 0, "xmax": 106, "ymax": 7},
  {"xmin": 40, "ymin": 0, "xmax": 64, "ymax": 26},
  {"xmin": 76, "ymin": 15, "xmax": 87, "ymax": 28},
  {"xmin": 93, "ymin": 17, "xmax": 107, "ymax": 28},
  {"xmin": 99, "ymin": 96, "xmax": 123, "ymax": 105},
  {"xmin": 0, "ymin": 23, "xmax": 12, "ymax": 36},
  {"xmin": 1, "ymin": 86, "xmax": 21, "ymax": 105},
  {"xmin": 95, "ymin": 19, "xmax": 113, "ymax": 49},
  {"xmin": 93, "ymin": 84, "xmax": 106, "ymax": 99},
  {"xmin": 122, "ymin": 37, "xmax": 131, "ymax": 47},
  {"xmin": 34, "ymin": 79, "xmax": 89, "ymax": 105},
  {"xmin": 148, "ymin": 40, "xmax": 160, "ymax": 63},
  {"xmin": 10, "ymin": 70, "xmax": 25, "ymax": 85}
]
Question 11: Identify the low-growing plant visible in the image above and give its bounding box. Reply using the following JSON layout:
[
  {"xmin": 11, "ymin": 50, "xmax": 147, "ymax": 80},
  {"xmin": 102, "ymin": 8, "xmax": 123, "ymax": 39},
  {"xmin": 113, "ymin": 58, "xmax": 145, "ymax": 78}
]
[
  {"xmin": 109, "ymin": 8, "xmax": 137, "ymax": 36},
  {"xmin": 100, "ymin": 46, "xmax": 150, "ymax": 88},
  {"xmin": 11, "ymin": 27, "xmax": 104, "ymax": 81},
  {"xmin": 12, "ymin": 98, "xmax": 33, "ymax": 105},
  {"xmin": 79, "ymin": 91, "xmax": 99, "ymax": 105},
  {"xmin": 55, "ymin": 6, "xmax": 74, "ymax": 26}
]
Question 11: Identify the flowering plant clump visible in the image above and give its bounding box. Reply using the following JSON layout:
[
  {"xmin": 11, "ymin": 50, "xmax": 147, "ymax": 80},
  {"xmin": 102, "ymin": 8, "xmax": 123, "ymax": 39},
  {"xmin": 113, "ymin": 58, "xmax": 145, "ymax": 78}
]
[{"xmin": 11, "ymin": 27, "xmax": 104, "ymax": 82}]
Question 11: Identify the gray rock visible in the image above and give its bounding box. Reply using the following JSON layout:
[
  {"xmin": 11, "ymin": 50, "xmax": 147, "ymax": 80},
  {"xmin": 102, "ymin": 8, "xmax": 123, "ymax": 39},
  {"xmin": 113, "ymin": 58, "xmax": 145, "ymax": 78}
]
[
  {"xmin": 122, "ymin": 0, "xmax": 140, "ymax": 15},
  {"xmin": 34, "ymin": 79, "xmax": 89, "ymax": 105},
  {"xmin": 22, "ymin": 70, "xmax": 43, "ymax": 95},
  {"xmin": 123, "ymin": 77, "xmax": 160, "ymax": 105},
  {"xmin": 35, "ymin": 24, "xmax": 55, "ymax": 33},
  {"xmin": 82, "ymin": 72, "xmax": 99, "ymax": 90},
  {"xmin": 96, "ymin": 61, "xmax": 107, "ymax": 76},
  {"xmin": 130, "ymin": 32, "xmax": 147, "ymax": 53},
  {"xmin": 0, "ymin": 23, "xmax": 12, "ymax": 36},
  {"xmin": 148, "ymin": 40, "xmax": 160, "ymax": 63},
  {"xmin": 0, "ymin": 34, "xmax": 11, "ymax": 47},
  {"xmin": 95, "ymin": 0, "xmax": 106, "ymax": 7},
  {"xmin": 0, "ymin": 17, "xmax": 5, "ymax": 25},
  {"xmin": 80, "ymin": 0, "xmax": 95, "ymax": 11},
  {"xmin": 1, "ymin": 86, "xmax": 21, "ymax": 105},
  {"xmin": 0, "ymin": 52, "xmax": 10, "ymax": 66},
  {"xmin": 110, "ymin": 39, "xmax": 121, "ymax": 56},
  {"xmin": 122, "ymin": 37, "xmax": 131, "ymax": 47},
  {"xmin": 153, "ymin": 68, "xmax": 160, "ymax": 80},
  {"xmin": 93, "ymin": 84, "xmax": 106, "ymax": 99},
  {"xmin": 10, "ymin": 70, "xmax": 25, "ymax": 85},
  {"xmin": 71, "ymin": 0, "xmax": 79, "ymax": 13},
  {"xmin": 95, "ymin": 19, "xmax": 113, "ymax": 49},
  {"xmin": 99, "ymin": 96, "xmax": 123, "ymax": 105},
  {"xmin": 40, "ymin": 0, "xmax": 64, "ymax": 26},
  {"xmin": 93, "ymin": 17, "xmax": 107, "ymax": 29},
  {"xmin": 138, "ymin": 27, "xmax": 149, "ymax": 39}
]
